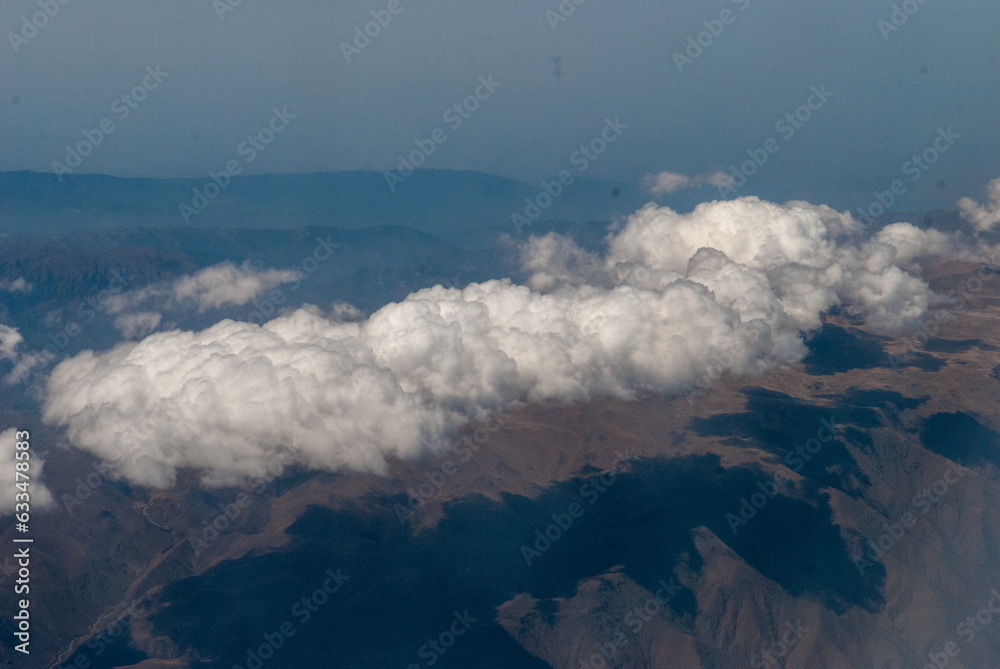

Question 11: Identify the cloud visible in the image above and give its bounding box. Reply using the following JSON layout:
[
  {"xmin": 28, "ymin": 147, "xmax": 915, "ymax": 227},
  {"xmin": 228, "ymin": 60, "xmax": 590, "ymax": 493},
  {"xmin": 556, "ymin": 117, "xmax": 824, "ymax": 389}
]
[
  {"xmin": 642, "ymin": 170, "xmax": 732, "ymax": 195},
  {"xmin": 0, "ymin": 324, "xmax": 49, "ymax": 385},
  {"xmin": 106, "ymin": 262, "xmax": 302, "ymax": 316},
  {"xmin": 872, "ymin": 220, "xmax": 1000, "ymax": 267},
  {"xmin": 41, "ymin": 196, "xmax": 993, "ymax": 489},
  {"xmin": 0, "ymin": 429, "xmax": 54, "ymax": 515},
  {"xmin": 172, "ymin": 263, "xmax": 302, "ymax": 312},
  {"xmin": 705, "ymin": 171, "xmax": 734, "ymax": 188},
  {"xmin": 115, "ymin": 312, "xmax": 163, "ymax": 340},
  {"xmin": 4, "ymin": 352, "xmax": 49, "ymax": 385},
  {"xmin": 0, "ymin": 325, "xmax": 24, "ymax": 361},
  {"xmin": 328, "ymin": 302, "xmax": 366, "ymax": 322},
  {"xmin": 958, "ymin": 177, "xmax": 1000, "ymax": 232},
  {"xmin": 0, "ymin": 278, "xmax": 33, "ymax": 293},
  {"xmin": 0, "ymin": 261, "xmax": 299, "ymax": 386},
  {"xmin": 643, "ymin": 172, "xmax": 692, "ymax": 194},
  {"xmin": 530, "ymin": 198, "xmax": 938, "ymax": 333}
]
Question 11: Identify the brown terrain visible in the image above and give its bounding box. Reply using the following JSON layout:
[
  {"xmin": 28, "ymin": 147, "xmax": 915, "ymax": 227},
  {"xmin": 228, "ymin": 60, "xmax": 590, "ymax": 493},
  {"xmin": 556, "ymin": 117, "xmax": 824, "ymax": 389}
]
[{"xmin": 3, "ymin": 258, "xmax": 999, "ymax": 668}]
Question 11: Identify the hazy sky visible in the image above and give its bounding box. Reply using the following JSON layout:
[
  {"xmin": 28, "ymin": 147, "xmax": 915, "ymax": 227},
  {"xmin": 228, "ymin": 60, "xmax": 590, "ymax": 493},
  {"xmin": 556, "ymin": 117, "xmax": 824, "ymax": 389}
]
[{"xmin": 2, "ymin": 0, "xmax": 998, "ymax": 213}]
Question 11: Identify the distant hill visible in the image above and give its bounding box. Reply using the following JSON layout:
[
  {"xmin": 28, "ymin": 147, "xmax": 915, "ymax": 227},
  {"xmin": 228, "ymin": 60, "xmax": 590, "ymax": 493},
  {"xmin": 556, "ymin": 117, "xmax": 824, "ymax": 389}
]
[{"xmin": 0, "ymin": 169, "xmax": 650, "ymax": 237}]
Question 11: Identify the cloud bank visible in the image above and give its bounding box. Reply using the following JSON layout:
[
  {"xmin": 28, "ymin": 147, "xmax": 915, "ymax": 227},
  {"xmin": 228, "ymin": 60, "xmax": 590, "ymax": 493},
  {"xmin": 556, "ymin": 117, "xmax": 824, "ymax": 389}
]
[{"xmin": 40, "ymin": 196, "xmax": 994, "ymax": 488}]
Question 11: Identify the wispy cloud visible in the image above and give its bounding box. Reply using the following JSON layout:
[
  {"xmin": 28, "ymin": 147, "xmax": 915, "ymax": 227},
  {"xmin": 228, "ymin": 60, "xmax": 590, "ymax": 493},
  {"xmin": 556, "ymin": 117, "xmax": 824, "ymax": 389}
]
[
  {"xmin": 0, "ymin": 277, "xmax": 33, "ymax": 294},
  {"xmin": 105, "ymin": 262, "xmax": 303, "ymax": 323},
  {"xmin": 642, "ymin": 170, "xmax": 732, "ymax": 195}
]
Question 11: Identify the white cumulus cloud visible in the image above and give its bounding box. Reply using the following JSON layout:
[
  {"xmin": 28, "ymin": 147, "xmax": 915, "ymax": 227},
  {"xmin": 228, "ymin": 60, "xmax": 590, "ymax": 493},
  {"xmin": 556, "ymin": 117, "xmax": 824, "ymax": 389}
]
[
  {"xmin": 958, "ymin": 177, "xmax": 1000, "ymax": 233},
  {"xmin": 40, "ymin": 196, "xmax": 994, "ymax": 489}
]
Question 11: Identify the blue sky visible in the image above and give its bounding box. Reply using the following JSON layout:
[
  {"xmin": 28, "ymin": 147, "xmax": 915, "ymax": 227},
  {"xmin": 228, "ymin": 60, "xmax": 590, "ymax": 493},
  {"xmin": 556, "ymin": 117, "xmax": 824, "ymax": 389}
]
[{"xmin": 2, "ymin": 0, "xmax": 998, "ymax": 214}]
